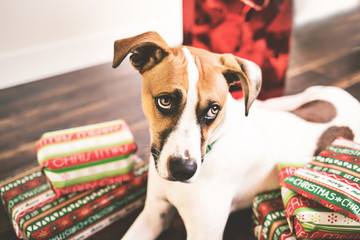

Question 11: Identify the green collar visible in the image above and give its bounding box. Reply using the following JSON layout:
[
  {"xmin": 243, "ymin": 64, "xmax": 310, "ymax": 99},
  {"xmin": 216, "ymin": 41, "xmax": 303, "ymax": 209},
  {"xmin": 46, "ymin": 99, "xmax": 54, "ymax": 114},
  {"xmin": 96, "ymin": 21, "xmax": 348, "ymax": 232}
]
[{"xmin": 206, "ymin": 140, "xmax": 216, "ymax": 154}]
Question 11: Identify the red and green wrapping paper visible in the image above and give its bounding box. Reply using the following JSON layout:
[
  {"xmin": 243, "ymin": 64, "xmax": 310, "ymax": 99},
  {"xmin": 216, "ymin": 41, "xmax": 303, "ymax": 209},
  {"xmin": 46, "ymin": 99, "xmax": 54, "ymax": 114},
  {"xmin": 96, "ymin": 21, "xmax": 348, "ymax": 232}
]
[
  {"xmin": 254, "ymin": 137, "xmax": 360, "ymax": 240},
  {"xmin": 279, "ymin": 165, "xmax": 360, "ymax": 239},
  {"xmin": 281, "ymin": 186, "xmax": 360, "ymax": 239},
  {"xmin": 281, "ymin": 138, "xmax": 360, "ymax": 222},
  {"xmin": 37, "ymin": 120, "xmax": 137, "ymax": 195},
  {"xmin": 0, "ymin": 159, "xmax": 148, "ymax": 240},
  {"xmin": 252, "ymin": 189, "xmax": 295, "ymax": 240}
]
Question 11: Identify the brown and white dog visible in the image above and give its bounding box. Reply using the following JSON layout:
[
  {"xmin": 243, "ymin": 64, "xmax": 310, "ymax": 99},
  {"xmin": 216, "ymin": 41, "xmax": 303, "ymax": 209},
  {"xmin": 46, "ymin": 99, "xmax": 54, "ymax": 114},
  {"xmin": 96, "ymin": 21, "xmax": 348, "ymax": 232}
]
[{"xmin": 112, "ymin": 31, "xmax": 360, "ymax": 240}]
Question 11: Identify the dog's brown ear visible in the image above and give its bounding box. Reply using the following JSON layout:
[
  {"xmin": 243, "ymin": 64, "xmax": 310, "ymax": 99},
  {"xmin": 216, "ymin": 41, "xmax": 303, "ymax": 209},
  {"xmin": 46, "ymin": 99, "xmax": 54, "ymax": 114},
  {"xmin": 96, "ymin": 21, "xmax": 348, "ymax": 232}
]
[
  {"xmin": 220, "ymin": 54, "xmax": 262, "ymax": 116},
  {"xmin": 112, "ymin": 31, "xmax": 170, "ymax": 73}
]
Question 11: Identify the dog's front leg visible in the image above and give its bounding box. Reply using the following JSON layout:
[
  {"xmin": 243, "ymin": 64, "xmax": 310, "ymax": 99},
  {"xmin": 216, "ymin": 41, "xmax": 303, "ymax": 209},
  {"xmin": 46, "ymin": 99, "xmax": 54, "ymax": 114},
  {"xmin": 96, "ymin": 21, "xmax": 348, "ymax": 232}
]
[
  {"xmin": 122, "ymin": 160, "xmax": 176, "ymax": 240},
  {"xmin": 121, "ymin": 198, "xmax": 176, "ymax": 240},
  {"xmin": 176, "ymin": 192, "xmax": 232, "ymax": 240}
]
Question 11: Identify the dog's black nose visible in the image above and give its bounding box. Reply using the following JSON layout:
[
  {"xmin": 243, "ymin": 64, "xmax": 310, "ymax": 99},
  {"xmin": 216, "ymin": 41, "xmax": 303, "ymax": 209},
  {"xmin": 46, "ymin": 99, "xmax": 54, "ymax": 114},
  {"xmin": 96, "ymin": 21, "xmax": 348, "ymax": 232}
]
[{"xmin": 168, "ymin": 156, "xmax": 197, "ymax": 181}]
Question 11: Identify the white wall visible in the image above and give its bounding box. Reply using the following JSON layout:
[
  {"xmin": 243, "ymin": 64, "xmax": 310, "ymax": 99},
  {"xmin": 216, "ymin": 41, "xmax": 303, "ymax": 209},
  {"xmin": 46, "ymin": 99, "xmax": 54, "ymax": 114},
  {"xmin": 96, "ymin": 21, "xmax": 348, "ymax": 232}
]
[
  {"xmin": 294, "ymin": 0, "xmax": 359, "ymax": 26},
  {"xmin": 0, "ymin": 0, "xmax": 183, "ymax": 89},
  {"xmin": 1, "ymin": 0, "xmax": 359, "ymax": 90}
]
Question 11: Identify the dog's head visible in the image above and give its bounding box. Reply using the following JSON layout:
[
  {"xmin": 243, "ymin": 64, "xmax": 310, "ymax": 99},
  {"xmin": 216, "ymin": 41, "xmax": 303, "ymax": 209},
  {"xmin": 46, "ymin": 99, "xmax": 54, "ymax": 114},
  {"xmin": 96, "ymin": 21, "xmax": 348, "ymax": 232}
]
[{"xmin": 113, "ymin": 31, "xmax": 261, "ymax": 183}]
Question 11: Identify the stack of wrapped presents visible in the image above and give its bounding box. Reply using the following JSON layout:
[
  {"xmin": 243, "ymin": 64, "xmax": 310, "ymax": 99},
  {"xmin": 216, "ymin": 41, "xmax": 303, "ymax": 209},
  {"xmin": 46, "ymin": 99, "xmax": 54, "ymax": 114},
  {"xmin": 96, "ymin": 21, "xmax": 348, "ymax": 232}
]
[
  {"xmin": 2, "ymin": 119, "xmax": 360, "ymax": 239},
  {"xmin": 253, "ymin": 137, "xmax": 360, "ymax": 239},
  {"xmin": 0, "ymin": 120, "xmax": 147, "ymax": 240}
]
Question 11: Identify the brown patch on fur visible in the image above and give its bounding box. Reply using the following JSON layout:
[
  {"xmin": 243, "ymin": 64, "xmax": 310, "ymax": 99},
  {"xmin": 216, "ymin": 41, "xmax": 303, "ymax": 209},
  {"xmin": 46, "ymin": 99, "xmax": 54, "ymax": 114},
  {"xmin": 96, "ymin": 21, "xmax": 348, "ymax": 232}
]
[
  {"xmin": 315, "ymin": 126, "xmax": 354, "ymax": 155},
  {"xmin": 190, "ymin": 48, "xmax": 229, "ymax": 154},
  {"xmin": 113, "ymin": 31, "xmax": 262, "ymax": 157},
  {"xmin": 188, "ymin": 46, "xmax": 261, "ymax": 154},
  {"xmin": 141, "ymin": 47, "xmax": 189, "ymax": 151},
  {"xmin": 112, "ymin": 31, "xmax": 170, "ymax": 69},
  {"xmin": 291, "ymin": 100, "xmax": 337, "ymax": 123}
]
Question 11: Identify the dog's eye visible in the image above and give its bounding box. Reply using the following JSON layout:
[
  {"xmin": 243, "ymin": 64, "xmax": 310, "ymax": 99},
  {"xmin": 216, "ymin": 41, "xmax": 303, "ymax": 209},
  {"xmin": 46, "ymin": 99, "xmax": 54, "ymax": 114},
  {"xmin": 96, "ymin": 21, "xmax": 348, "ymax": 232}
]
[
  {"xmin": 205, "ymin": 104, "xmax": 220, "ymax": 119},
  {"xmin": 157, "ymin": 95, "xmax": 172, "ymax": 110}
]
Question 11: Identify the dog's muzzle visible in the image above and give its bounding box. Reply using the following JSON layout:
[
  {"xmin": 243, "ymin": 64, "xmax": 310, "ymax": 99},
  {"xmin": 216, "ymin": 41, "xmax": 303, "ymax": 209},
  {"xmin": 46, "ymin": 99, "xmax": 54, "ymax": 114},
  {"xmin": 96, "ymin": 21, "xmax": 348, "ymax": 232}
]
[{"xmin": 168, "ymin": 155, "xmax": 197, "ymax": 181}]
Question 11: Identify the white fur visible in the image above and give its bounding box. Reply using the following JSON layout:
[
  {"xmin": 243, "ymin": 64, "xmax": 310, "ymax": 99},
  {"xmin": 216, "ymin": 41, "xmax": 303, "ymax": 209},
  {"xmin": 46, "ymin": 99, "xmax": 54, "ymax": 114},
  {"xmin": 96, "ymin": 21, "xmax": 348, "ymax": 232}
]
[
  {"xmin": 122, "ymin": 61, "xmax": 360, "ymax": 240},
  {"xmin": 156, "ymin": 47, "xmax": 202, "ymax": 182}
]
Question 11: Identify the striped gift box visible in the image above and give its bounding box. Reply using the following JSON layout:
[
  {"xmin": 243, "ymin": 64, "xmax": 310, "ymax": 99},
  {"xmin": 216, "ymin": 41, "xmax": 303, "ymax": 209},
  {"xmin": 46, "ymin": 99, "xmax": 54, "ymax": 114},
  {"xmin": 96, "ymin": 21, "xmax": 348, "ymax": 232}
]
[
  {"xmin": 0, "ymin": 159, "xmax": 147, "ymax": 240},
  {"xmin": 37, "ymin": 120, "xmax": 137, "ymax": 195},
  {"xmin": 281, "ymin": 137, "xmax": 360, "ymax": 223},
  {"xmin": 281, "ymin": 186, "xmax": 360, "ymax": 239},
  {"xmin": 279, "ymin": 151, "xmax": 360, "ymax": 239},
  {"xmin": 252, "ymin": 189, "xmax": 295, "ymax": 240}
]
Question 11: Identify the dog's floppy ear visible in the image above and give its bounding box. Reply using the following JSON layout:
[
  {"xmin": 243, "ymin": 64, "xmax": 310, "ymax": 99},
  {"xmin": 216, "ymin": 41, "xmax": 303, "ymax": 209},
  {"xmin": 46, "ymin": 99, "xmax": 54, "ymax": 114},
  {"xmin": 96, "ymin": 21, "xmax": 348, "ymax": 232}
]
[
  {"xmin": 220, "ymin": 54, "xmax": 262, "ymax": 116},
  {"xmin": 112, "ymin": 31, "xmax": 170, "ymax": 73}
]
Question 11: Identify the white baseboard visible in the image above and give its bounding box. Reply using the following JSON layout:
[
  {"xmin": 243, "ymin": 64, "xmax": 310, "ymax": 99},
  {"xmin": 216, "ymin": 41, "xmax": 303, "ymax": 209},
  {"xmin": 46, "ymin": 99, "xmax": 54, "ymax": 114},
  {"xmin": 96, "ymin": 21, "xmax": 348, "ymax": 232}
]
[{"xmin": 0, "ymin": 29, "xmax": 183, "ymax": 90}]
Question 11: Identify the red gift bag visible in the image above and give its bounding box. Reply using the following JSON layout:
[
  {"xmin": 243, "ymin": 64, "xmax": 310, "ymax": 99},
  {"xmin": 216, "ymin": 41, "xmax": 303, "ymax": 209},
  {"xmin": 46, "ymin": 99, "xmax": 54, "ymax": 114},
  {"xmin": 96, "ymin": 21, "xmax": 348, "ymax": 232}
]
[{"xmin": 183, "ymin": 0, "xmax": 293, "ymax": 99}]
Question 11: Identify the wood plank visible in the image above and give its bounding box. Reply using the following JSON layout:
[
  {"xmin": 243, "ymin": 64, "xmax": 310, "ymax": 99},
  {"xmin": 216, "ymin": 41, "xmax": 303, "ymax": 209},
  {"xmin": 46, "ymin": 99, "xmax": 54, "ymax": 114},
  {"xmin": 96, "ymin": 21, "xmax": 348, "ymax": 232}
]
[
  {"xmin": 286, "ymin": 7, "xmax": 360, "ymax": 95},
  {"xmin": 345, "ymin": 82, "xmax": 360, "ymax": 102}
]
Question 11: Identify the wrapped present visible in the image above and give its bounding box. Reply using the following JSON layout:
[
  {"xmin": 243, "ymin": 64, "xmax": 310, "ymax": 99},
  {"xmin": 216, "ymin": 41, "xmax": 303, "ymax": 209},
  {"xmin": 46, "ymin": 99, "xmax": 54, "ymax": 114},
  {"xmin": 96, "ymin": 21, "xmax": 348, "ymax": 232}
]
[
  {"xmin": 282, "ymin": 186, "xmax": 360, "ymax": 239},
  {"xmin": 281, "ymin": 137, "xmax": 360, "ymax": 222},
  {"xmin": 252, "ymin": 189, "xmax": 295, "ymax": 240},
  {"xmin": 0, "ymin": 159, "xmax": 147, "ymax": 240},
  {"xmin": 37, "ymin": 120, "xmax": 137, "ymax": 195},
  {"xmin": 279, "ymin": 143, "xmax": 360, "ymax": 239},
  {"xmin": 278, "ymin": 163, "xmax": 305, "ymax": 183}
]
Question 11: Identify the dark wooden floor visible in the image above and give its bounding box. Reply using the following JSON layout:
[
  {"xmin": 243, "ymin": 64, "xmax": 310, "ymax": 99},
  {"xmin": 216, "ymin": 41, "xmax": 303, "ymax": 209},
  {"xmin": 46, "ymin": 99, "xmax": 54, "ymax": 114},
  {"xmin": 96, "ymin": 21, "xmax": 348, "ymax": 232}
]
[{"xmin": 1, "ymin": 7, "xmax": 360, "ymax": 240}]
